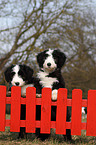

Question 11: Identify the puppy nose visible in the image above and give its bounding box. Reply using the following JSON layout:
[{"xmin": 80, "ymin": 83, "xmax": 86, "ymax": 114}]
[
  {"xmin": 15, "ymin": 82, "xmax": 20, "ymax": 86},
  {"xmin": 47, "ymin": 63, "xmax": 51, "ymax": 67}
]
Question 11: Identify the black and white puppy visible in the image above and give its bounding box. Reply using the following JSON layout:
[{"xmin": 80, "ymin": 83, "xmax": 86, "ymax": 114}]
[
  {"xmin": 4, "ymin": 64, "xmax": 34, "ymax": 97},
  {"xmin": 36, "ymin": 48, "xmax": 72, "ymax": 141},
  {"xmin": 4, "ymin": 64, "xmax": 35, "ymax": 138},
  {"xmin": 37, "ymin": 48, "xmax": 66, "ymax": 100}
]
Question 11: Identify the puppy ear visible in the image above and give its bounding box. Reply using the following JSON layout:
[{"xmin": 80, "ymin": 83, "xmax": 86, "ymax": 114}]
[
  {"xmin": 37, "ymin": 51, "xmax": 45, "ymax": 68},
  {"xmin": 4, "ymin": 65, "xmax": 14, "ymax": 82},
  {"xmin": 54, "ymin": 49, "xmax": 66, "ymax": 68},
  {"xmin": 21, "ymin": 65, "xmax": 34, "ymax": 81}
]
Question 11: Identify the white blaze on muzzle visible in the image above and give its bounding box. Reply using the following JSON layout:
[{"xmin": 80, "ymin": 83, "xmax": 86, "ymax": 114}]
[
  {"xmin": 43, "ymin": 49, "xmax": 57, "ymax": 72},
  {"xmin": 11, "ymin": 65, "xmax": 25, "ymax": 87}
]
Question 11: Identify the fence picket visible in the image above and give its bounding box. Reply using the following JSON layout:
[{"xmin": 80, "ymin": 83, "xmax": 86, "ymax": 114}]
[
  {"xmin": 56, "ymin": 88, "xmax": 67, "ymax": 134},
  {"xmin": 0, "ymin": 86, "xmax": 6, "ymax": 131},
  {"xmin": 40, "ymin": 88, "xmax": 51, "ymax": 134},
  {"xmin": 71, "ymin": 89, "xmax": 82, "ymax": 135},
  {"xmin": 26, "ymin": 87, "xmax": 36, "ymax": 133},
  {"xmin": 86, "ymin": 90, "xmax": 96, "ymax": 136},
  {"xmin": 10, "ymin": 86, "xmax": 21, "ymax": 132}
]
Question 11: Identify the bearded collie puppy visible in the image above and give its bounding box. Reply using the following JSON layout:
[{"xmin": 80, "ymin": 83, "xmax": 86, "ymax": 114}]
[
  {"xmin": 4, "ymin": 64, "xmax": 41, "ymax": 138},
  {"xmin": 36, "ymin": 48, "xmax": 72, "ymax": 141},
  {"xmin": 4, "ymin": 64, "xmax": 34, "ymax": 96}
]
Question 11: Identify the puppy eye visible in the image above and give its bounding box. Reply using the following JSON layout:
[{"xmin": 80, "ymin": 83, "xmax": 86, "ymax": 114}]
[{"xmin": 45, "ymin": 54, "xmax": 48, "ymax": 58}]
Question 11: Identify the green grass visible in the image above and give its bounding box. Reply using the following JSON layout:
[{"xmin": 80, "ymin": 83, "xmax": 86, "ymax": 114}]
[
  {"xmin": 0, "ymin": 127, "xmax": 95, "ymax": 145},
  {"xmin": 0, "ymin": 114, "xmax": 95, "ymax": 145}
]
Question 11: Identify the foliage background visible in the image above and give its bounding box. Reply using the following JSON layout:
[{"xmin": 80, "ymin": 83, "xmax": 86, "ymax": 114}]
[{"xmin": 0, "ymin": 0, "xmax": 96, "ymax": 98}]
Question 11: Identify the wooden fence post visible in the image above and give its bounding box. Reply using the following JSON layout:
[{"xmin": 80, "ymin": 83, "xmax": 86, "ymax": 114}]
[
  {"xmin": 10, "ymin": 86, "xmax": 21, "ymax": 132},
  {"xmin": 71, "ymin": 89, "xmax": 82, "ymax": 135},
  {"xmin": 86, "ymin": 90, "xmax": 96, "ymax": 136},
  {"xmin": 56, "ymin": 88, "xmax": 67, "ymax": 134},
  {"xmin": 26, "ymin": 87, "xmax": 36, "ymax": 133},
  {"xmin": 40, "ymin": 88, "xmax": 51, "ymax": 134},
  {"xmin": 0, "ymin": 86, "xmax": 6, "ymax": 131}
]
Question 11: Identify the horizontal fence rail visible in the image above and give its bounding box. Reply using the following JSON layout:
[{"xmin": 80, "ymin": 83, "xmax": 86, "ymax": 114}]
[{"xmin": 0, "ymin": 85, "xmax": 96, "ymax": 136}]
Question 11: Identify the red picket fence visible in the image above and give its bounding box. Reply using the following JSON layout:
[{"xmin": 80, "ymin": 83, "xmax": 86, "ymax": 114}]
[{"xmin": 0, "ymin": 85, "xmax": 96, "ymax": 136}]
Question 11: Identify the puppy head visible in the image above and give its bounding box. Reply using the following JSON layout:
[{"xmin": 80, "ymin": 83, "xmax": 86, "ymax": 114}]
[
  {"xmin": 37, "ymin": 49, "xmax": 66, "ymax": 72},
  {"xmin": 4, "ymin": 64, "xmax": 33, "ymax": 86}
]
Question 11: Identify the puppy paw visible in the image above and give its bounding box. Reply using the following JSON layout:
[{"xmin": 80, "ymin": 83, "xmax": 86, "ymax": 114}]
[
  {"xmin": 52, "ymin": 90, "xmax": 58, "ymax": 101},
  {"xmin": 36, "ymin": 94, "xmax": 41, "ymax": 98},
  {"xmin": 21, "ymin": 92, "xmax": 26, "ymax": 97},
  {"xmin": 6, "ymin": 91, "xmax": 11, "ymax": 97}
]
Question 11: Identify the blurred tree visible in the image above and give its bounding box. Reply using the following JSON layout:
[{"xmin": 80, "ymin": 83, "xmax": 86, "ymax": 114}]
[
  {"xmin": 0, "ymin": 0, "xmax": 96, "ymax": 98},
  {"xmin": 41, "ymin": 4, "xmax": 96, "ymax": 97},
  {"xmin": 0, "ymin": 0, "xmax": 78, "ymax": 81}
]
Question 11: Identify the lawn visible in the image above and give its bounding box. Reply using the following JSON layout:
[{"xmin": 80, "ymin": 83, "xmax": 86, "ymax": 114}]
[
  {"xmin": 0, "ymin": 127, "xmax": 95, "ymax": 145},
  {"xmin": 0, "ymin": 114, "xmax": 94, "ymax": 145}
]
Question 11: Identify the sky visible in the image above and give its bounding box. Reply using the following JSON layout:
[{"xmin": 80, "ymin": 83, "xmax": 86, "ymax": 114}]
[
  {"xmin": 0, "ymin": 0, "xmax": 96, "ymax": 54},
  {"xmin": 0, "ymin": 0, "xmax": 96, "ymax": 30}
]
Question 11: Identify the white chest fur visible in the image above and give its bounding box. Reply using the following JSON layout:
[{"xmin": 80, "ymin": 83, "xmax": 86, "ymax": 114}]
[{"xmin": 37, "ymin": 71, "xmax": 59, "ymax": 88}]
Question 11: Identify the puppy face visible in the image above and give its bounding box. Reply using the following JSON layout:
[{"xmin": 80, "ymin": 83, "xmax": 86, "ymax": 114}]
[
  {"xmin": 43, "ymin": 49, "xmax": 57, "ymax": 72},
  {"xmin": 4, "ymin": 64, "xmax": 33, "ymax": 86},
  {"xmin": 37, "ymin": 49, "xmax": 66, "ymax": 72},
  {"xmin": 11, "ymin": 65, "xmax": 25, "ymax": 86}
]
